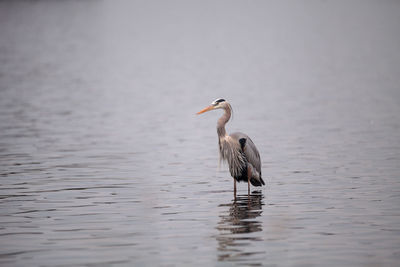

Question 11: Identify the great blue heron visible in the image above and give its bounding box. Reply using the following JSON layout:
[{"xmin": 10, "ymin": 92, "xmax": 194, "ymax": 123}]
[{"xmin": 197, "ymin": 98, "xmax": 265, "ymax": 195}]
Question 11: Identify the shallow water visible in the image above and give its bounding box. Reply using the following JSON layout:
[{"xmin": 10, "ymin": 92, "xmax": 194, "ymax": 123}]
[{"xmin": 1, "ymin": 0, "xmax": 400, "ymax": 266}]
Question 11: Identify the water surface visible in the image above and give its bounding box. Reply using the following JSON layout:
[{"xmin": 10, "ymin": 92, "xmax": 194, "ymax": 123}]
[{"xmin": 1, "ymin": 1, "xmax": 400, "ymax": 266}]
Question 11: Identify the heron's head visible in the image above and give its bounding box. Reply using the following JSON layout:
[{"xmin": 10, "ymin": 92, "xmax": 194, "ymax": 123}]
[{"xmin": 196, "ymin": 98, "xmax": 230, "ymax": 114}]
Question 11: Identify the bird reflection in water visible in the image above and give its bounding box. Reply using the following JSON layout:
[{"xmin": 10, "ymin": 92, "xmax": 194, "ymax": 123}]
[{"xmin": 216, "ymin": 191, "xmax": 265, "ymax": 263}]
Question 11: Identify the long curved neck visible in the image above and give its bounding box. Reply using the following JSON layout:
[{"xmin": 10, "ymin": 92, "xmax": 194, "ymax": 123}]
[{"xmin": 217, "ymin": 107, "xmax": 231, "ymax": 138}]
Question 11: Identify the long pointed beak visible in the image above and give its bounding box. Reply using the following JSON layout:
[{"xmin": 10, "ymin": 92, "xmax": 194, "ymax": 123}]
[{"xmin": 196, "ymin": 105, "xmax": 214, "ymax": 115}]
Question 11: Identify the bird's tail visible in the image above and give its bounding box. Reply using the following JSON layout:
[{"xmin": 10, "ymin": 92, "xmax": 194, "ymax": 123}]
[
  {"xmin": 250, "ymin": 177, "xmax": 265, "ymax": 187},
  {"xmin": 249, "ymin": 165, "xmax": 265, "ymax": 187}
]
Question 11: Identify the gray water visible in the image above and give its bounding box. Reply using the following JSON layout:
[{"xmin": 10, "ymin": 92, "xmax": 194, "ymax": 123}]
[{"xmin": 1, "ymin": 1, "xmax": 400, "ymax": 266}]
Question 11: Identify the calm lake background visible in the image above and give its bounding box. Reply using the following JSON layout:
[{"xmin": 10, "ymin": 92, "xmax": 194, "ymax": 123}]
[{"xmin": 1, "ymin": 0, "xmax": 400, "ymax": 266}]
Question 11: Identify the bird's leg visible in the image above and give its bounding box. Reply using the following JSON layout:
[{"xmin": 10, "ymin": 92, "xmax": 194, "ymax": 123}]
[
  {"xmin": 247, "ymin": 166, "xmax": 251, "ymax": 195},
  {"xmin": 233, "ymin": 179, "xmax": 237, "ymax": 198}
]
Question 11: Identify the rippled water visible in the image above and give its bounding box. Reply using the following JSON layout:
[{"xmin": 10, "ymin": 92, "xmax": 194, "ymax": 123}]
[{"xmin": 1, "ymin": 1, "xmax": 400, "ymax": 266}]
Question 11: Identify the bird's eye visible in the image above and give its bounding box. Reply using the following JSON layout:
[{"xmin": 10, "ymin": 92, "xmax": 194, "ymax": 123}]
[{"xmin": 213, "ymin": 98, "xmax": 225, "ymax": 105}]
